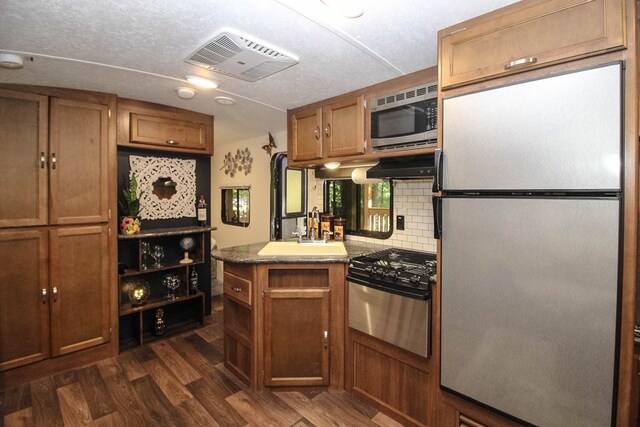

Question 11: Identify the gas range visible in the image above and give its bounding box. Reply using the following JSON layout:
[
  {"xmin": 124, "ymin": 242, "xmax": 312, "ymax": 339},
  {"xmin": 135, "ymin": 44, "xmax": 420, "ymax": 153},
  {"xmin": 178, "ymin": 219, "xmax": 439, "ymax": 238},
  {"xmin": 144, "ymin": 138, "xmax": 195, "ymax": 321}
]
[{"xmin": 347, "ymin": 248, "xmax": 436, "ymax": 300}]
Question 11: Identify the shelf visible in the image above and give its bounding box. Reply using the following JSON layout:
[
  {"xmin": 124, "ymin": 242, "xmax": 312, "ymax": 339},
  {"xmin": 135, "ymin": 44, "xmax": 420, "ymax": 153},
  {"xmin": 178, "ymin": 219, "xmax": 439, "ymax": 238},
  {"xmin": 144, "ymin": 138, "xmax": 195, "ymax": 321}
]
[
  {"xmin": 120, "ymin": 291, "xmax": 204, "ymax": 316},
  {"xmin": 118, "ymin": 225, "xmax": 212, "ymax": 240},
  {"xmin": 119, "ymin": 259, "xmax": 203, "ymax": 277}
]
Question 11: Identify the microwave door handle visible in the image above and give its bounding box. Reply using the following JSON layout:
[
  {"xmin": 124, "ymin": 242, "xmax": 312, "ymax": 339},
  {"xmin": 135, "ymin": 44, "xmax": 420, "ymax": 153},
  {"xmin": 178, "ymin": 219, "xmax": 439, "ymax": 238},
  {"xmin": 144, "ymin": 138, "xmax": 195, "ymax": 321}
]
[{"xmin": 432, "ymin": 149, "xmax": 443, "ymax": 193}]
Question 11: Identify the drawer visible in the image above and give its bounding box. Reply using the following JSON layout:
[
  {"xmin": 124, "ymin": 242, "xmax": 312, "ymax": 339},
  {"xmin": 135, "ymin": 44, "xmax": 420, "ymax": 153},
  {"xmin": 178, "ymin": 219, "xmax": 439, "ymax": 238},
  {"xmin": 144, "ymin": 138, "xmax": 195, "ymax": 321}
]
[
  {"xmin": 224, "ymin": 272, "xmax": 252, "ymax": 306},
  {"xmin": 439, "ymin": 0, "xmax": 626, "ymax": 89}
]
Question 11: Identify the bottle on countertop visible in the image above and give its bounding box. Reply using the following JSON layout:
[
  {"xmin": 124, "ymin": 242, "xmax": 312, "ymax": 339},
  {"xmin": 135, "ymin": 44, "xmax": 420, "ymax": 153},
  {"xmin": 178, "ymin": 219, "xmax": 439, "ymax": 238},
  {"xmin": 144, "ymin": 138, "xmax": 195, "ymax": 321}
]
[
  {"xmin": 190, "ymin": 268, "xmax": 199, "ymax": 293},
  {"xmin": 197, "ymin": 195, "xmax": 207, "ymax": 226}
]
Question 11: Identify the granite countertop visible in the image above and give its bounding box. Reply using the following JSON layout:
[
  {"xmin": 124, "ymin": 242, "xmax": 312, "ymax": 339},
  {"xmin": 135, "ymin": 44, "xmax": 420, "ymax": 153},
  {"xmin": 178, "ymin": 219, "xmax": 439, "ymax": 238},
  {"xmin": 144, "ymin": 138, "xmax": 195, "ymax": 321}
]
[{"xmin": 211, "ymin": 240, "xmax": 392, "ymax": 264}]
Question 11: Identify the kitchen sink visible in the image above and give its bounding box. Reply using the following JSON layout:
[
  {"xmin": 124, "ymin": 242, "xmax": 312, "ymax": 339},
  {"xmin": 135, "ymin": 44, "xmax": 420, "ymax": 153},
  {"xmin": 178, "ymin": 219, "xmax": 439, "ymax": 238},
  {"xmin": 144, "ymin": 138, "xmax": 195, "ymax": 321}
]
[{"xmin": 258, "ymin": 241, "xmax": 347, "ymax": 256}]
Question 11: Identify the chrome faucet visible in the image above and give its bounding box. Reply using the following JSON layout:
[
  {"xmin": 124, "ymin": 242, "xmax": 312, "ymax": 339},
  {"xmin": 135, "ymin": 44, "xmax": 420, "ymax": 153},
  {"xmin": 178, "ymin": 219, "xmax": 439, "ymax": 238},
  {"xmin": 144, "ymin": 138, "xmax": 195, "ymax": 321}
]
[{"xmin": 309, "ymin": 206, "xmax": 320, "ymax": 241}]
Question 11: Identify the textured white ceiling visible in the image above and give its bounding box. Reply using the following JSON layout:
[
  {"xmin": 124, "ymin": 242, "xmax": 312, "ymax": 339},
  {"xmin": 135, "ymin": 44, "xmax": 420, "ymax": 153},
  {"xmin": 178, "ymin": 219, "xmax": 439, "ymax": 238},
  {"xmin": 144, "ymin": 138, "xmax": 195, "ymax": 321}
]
[{"xmin": 0, "ymin": 0, "xmax": 518, "ymax": 142}]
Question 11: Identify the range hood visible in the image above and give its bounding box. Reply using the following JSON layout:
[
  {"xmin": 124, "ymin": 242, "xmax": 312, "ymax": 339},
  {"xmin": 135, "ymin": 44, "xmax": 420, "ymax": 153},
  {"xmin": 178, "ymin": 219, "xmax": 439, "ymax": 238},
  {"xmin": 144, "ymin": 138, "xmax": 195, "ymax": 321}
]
[{"xmin": 366, "ymin": 153, "xmax": 435, "ymax": 179}]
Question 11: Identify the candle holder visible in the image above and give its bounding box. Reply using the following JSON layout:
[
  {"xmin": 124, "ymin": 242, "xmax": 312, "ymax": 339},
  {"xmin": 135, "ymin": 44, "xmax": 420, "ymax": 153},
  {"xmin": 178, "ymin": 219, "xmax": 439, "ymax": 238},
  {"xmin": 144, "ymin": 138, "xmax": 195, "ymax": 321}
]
[
  {"xmin": 126, "ymin": 279, "xmax": 150, "ymax": 307},
  {"xmin": 179, "ymin": 236, "xmax": 196, "ymax": 264}
]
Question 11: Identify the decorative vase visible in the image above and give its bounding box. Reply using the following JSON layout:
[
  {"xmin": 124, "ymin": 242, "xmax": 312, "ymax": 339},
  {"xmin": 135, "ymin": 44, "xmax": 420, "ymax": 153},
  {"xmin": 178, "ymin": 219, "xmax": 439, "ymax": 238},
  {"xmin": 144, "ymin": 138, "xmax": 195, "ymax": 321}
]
[
  {"xmin": 126, "ymin": 279, "xmax": 150, "ymax": 306},
  {"xmin": 120, "ymin": 216, "xmax": 141, "ymax": 235}
]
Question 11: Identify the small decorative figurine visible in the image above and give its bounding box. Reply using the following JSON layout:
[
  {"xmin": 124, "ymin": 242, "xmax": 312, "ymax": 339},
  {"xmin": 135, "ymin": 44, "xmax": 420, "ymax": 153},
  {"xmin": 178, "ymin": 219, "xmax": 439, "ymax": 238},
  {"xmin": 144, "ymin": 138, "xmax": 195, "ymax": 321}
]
[{"xmin": 154, "ymin": 308, "xmax": 166, "ymax": 336}]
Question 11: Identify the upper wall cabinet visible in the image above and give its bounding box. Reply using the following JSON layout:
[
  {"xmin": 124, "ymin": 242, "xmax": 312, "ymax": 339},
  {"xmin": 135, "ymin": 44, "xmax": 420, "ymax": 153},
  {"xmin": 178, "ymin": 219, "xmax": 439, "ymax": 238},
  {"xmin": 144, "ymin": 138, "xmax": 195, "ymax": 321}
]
[
  {"xmin": 117, "ymin": 98, "xmax": 214, "ymax": 155},
  {"xmin": 289, "ymin": 94, "xmax": 366, "ymax": 163},
  {"xmin": 439, "ymin": 0, "xmax": 626, "ymax": 89},
  {"xmin": 0, "ymin": 90, "xmax": 110, "ymax": 228}
]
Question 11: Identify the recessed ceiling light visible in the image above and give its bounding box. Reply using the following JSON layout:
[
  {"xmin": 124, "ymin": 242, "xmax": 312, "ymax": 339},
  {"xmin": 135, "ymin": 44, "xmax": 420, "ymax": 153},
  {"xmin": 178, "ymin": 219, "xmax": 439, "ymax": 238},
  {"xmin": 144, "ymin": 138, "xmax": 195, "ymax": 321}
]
[
  {"xmin": 324, "ymin": 162, "xmax": 341, "ymax": 169},
  {"xmin": 320, "ymin": 0, "xmax": 364, "ymax": 18},
  {"xmin": 175, "ymin": 87, "xmax": 197, "ymax": 99},
  {"xmin": 0, "ymin": 53, "xmax": 24, "ymax": 70},
  {"xmin": 215, "ymin": 96, "xmax": 236, "ymax": 105},
  {"xmin": 185, "ymin": 75, "xmax": 218, "ymax": 89}
]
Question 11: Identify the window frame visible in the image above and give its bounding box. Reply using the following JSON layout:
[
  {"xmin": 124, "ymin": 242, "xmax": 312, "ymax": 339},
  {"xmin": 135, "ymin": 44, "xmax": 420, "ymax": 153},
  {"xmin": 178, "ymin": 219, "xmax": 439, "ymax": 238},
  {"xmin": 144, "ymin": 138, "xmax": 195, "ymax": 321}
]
[{"xmin": 221, "ymin": 186, "xmax": 250, "ymax": 227}]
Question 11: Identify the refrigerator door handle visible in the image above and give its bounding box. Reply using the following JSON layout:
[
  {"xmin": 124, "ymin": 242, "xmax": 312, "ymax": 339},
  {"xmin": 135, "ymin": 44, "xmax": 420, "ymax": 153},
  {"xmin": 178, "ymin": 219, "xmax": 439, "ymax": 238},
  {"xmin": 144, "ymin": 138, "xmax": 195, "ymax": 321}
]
[
  {"xmin": 432, "ymin": 195, "xmax": 442, "ymax": 239},
  {"xmin": 432, "ymin": 149, "xmax": 443, "ymax": 193}
]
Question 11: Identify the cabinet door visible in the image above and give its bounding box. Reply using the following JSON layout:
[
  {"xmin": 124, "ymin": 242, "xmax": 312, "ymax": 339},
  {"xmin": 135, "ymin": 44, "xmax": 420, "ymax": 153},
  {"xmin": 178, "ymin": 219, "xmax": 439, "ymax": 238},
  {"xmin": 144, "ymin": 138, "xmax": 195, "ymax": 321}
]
[
  {"xmin": 50, "ymin": 225, "xmax": 110, "ymax": 356},
  {"xmin": 324, "ymin": 95, "xmax": 365, "ymax": 158},
  {"xmin": 439, "ymin": 0, "xmax": 625, "ymax": 89},
  {"xmin": 49, "ymin": 98, "xmax": 109, "ymax": 225},
  {"xmin": 0, "ymin": 90, "xmax": 48, "ymax": 228},
  {"xmin": 263, "ymin": 288, "xmax": 329, "ymax": 386},
  {"xmin": 0, "ymin": 229, "xmax": 50, "ymax": 371},
  {"xmin": 290, "ymin": 107, "xmax": 323, "ymax": 161},
  {"xmin": 130, "ymin": 113, "xmax": 207, "ymax": 151}
]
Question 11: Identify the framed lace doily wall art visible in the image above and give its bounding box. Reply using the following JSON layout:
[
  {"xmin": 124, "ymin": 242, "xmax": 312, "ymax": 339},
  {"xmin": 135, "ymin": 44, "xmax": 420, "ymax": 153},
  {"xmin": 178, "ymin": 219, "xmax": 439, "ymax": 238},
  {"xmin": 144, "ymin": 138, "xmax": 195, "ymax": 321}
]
[{"xmin": 129, "ymin": 155, "xmax": 197, "ymax": 220}]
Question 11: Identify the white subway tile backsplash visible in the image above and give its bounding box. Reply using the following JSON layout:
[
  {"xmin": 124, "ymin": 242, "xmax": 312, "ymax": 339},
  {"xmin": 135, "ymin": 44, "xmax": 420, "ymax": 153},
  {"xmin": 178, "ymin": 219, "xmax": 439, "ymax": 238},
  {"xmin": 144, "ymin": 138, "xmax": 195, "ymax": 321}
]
[{"xmin": 314, "ymin": 178, "xmax": 435, "ymax": 253}]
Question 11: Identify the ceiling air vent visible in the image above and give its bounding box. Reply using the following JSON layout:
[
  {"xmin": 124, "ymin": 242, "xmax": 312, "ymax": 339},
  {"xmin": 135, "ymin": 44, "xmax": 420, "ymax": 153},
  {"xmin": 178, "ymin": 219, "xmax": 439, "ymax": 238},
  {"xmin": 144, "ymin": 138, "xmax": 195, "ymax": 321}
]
[{"xmin": 185, "ymin": 30, "xmax": 298, "ymax": 82}]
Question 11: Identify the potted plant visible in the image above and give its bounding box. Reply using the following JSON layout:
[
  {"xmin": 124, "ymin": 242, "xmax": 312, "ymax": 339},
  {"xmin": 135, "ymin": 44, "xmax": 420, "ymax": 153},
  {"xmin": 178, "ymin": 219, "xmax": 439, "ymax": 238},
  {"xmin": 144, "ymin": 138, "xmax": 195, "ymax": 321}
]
[{"xmin": 119, "ymin": 173, "xmax": 143, "ymax": 235}]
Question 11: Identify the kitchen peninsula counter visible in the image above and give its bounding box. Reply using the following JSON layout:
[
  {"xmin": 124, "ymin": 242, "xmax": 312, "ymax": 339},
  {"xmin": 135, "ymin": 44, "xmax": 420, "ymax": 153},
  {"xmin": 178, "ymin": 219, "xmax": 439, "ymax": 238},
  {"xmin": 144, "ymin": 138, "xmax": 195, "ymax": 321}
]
[{"xmin": 211, "ymin": 240, "xmax": 388, "ymax": 264}]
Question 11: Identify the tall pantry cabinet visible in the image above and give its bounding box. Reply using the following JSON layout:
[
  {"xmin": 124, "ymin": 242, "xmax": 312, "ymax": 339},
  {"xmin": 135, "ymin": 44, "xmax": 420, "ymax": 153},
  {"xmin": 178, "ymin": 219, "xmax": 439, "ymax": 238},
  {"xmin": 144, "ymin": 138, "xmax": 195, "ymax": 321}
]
[{"xmin": 0, "ymin": 87, "xmax": 116, "ymax": 383}]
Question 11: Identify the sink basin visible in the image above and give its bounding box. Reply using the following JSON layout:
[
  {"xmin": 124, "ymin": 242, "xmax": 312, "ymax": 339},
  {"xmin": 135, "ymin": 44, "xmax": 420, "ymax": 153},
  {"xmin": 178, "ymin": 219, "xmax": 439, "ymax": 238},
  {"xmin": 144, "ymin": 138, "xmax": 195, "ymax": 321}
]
[{"xmin": 258, "ymin": 241, "xmax": 347, "ymax": 257}]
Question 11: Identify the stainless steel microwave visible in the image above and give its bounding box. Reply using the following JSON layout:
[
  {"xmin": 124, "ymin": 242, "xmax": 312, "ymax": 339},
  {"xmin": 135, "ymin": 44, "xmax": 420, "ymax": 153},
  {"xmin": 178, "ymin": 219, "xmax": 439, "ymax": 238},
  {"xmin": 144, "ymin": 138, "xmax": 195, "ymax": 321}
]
[{"xmin": 370, "ymin": 82, "xmax": 437, "ymax": 152}]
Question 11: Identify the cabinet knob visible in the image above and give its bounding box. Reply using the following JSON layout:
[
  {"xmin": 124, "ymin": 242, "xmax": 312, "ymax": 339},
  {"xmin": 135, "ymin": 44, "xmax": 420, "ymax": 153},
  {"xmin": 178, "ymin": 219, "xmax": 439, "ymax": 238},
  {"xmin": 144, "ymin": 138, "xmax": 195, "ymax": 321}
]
[
  {"xmin": 233, "ymin": 286, "xmax": 242, "ymax": 293},
  {"xmin": 504, "ymin": 57, "xmax": 537, "ymax": 70},
  {"xmin": 314, "ymin": 126, "xmax": 320, "ymax": 140},
  {"xmin": 165, "ymin": 140, "xmax": 180, "ymax": 145},
  {"xmin": 52, "ymin": 286, "xmax": 58, "ymax": 302},
  {"xmin": 42, "ymin": 288, "xmax": 48, "ymax": 303},
  {"xmin": 324, "ymin": 123, "xmax": 331, "ymax": 137}
]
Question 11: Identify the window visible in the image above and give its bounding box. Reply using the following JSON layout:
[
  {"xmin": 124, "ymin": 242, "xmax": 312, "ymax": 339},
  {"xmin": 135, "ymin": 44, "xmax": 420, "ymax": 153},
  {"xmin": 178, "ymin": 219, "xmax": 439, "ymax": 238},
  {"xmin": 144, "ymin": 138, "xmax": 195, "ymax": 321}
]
[
  {"xmin": 221, "ymin": 187, "xmax": 250, "ymax": 227},
  {"xmin": 324, "ymin": 180, "xmax": 393, "ymax": 238}
]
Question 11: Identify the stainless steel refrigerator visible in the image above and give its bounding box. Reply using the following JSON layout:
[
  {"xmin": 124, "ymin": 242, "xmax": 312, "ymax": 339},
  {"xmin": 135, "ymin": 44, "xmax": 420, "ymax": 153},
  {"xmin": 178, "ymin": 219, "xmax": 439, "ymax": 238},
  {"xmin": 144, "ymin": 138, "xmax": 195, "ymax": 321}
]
[{"xmin": 435, "ymin": 62, "xmax": 623, "ymax": 426}]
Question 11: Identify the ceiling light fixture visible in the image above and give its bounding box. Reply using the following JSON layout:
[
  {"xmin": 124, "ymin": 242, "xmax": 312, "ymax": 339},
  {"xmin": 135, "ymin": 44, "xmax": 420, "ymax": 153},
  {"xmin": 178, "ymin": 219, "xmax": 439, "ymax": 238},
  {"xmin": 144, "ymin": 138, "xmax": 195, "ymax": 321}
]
[
  {"xmin": 175, "ymin": 87, "xmax": 197, "ymax": 99},
  {"xmin": 0, "ymin": 53, "xmax": 24, "ymax": 69},
  {"xmin": 185, "ymin": 75, "xmax": 218, "ymax": 89},
  {"xmin": 324, "ymin": 161, "xmax": 341, "ymax": 169},
  {"xmin": 320, "ymin": 0, "xmax": 364, "ymax": 18},
  {"xmin": 215, "ymin": 96, "xmax": 236, "ymax": 106}
]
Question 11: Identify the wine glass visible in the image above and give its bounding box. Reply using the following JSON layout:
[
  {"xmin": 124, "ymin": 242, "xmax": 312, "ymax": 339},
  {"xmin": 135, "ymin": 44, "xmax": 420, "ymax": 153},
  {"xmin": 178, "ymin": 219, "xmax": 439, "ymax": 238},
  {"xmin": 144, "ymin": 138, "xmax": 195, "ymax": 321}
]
[
  {"xmin": 141, "ymin": 242, "xmax": 150, "ymax": 270},
  {"xmin": 162, "ymin": 274, "xmax": 180, "ymax": 300},
  {"xmin": 152, "ymin": 245, "xmax": 164, "ymax": 268}
]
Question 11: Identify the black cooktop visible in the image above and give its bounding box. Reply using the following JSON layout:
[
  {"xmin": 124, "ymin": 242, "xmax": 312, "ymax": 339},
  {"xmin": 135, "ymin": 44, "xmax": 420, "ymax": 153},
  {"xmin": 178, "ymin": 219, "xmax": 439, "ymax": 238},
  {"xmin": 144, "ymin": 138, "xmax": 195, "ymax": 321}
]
[{"xmin": 347, "ymin": 248, "xmax": 436, "ymax": 300}]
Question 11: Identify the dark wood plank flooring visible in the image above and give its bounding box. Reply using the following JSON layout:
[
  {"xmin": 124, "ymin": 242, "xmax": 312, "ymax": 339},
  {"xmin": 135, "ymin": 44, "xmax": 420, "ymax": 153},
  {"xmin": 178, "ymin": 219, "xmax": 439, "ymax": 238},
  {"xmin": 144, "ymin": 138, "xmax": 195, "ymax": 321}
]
[{"xmin": 1, "ymin": 297, "xmax": 402, "ymax": 427}]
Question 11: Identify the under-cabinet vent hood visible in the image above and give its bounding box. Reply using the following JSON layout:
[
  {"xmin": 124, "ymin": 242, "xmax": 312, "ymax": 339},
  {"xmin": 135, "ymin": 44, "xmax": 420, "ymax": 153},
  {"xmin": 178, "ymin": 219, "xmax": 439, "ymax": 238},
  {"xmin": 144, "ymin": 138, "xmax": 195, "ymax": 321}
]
[
  {"xmin": 185, "ymin": 30, "xmax": 299, "ymax": 82},
  {"xmin": 366, "ymin": 153, "xmax": 435, "ymax": 180}
]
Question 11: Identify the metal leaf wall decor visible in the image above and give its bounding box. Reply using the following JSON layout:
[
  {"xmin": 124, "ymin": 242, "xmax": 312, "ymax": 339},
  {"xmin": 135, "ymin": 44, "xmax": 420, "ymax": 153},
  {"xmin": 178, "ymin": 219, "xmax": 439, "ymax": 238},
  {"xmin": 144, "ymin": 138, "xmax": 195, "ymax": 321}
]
[{"xmin": 220, "ymin": 148, "xmax": 253, "ymax": 177}]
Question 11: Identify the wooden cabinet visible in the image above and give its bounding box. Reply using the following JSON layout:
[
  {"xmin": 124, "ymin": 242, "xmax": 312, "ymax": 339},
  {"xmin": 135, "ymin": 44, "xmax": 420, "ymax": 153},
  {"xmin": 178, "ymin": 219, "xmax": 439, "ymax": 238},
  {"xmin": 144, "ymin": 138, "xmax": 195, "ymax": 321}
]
[
  {"xmin": 289, "ymin": 95, "xmax": 366, "ymax": 163},
  {"xmin": 117, "ymin": 226, "xmax": 207, "ymax": 350},
  {"xmin": 264, "ymin": 288, "xmax": 330, "ymax": 386},
  {"xmin": 117, "ymin": 98, "xmax": 214, "ymax": 155},
  {"xmin": 223, "ymin": 263, "xmax": 254, "ymax": 385},
  {"xmin": 439, "ymin": 0, "xmax": 626, "ymax": 89},
  {"xmin": 0, "ymin": 90, "xmax": 109, "ymax": 227},
  {"xmin": 222, "ymin": 261, "xmax": 345, "ymax": 390},
  {"xmin": 347, "ymin": 329, "xmax": 431, "ymax": 427},
  {"xmin": 438, "ymin": 393, "xmax": 523, "ymax": 427},
  {"xmin": 0, "ymin": 86, "xmax": 115, "ymax": 385},
  {"xmin": 0, "ymin": 225, "xmax": 110, "ymax": 371}
]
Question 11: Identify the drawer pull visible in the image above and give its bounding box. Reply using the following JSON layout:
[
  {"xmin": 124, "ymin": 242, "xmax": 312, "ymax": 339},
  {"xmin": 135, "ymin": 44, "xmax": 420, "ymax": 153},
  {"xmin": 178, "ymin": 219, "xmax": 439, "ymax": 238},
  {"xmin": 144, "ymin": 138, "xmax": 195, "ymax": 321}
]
[
  {"xmin": 40, "ymin": 152, "xmax": 46, "ymax": 169},
  {"xmin": 51, "ymin": 153, "xmax": 57, "ymax": 169},
  {"xmin": 52, "ymin": 286, "xmax": 58, "ymax": 302},
  {"xmin": 166, "ymin": 140, "xmax": 180, "ymax": 145},
  {"xmin": 314, "ymin": 126, "xmax": 320, "ymax": 140},
  {"xmin": 42, "ymin": 288, "xmax": 48, "ymax": 303},
  {"xmin": 504, "ymin": 57, "xmax": 537, "ymax": 70},
  {"xmin": 233, "ymin": 286, "xmax": 243, "ymax": 293},
  {"xmin": 324, "ymin": 123, "xmax": 332, "ymax": 137}
]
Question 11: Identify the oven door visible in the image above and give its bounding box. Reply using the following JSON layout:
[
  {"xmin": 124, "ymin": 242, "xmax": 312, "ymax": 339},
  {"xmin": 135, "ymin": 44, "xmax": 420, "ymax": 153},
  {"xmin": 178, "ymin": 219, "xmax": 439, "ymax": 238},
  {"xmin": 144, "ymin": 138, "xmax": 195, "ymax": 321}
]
[{"xmin": 348, "ymin": 281, "xmax": 430, "ymax": 357}]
